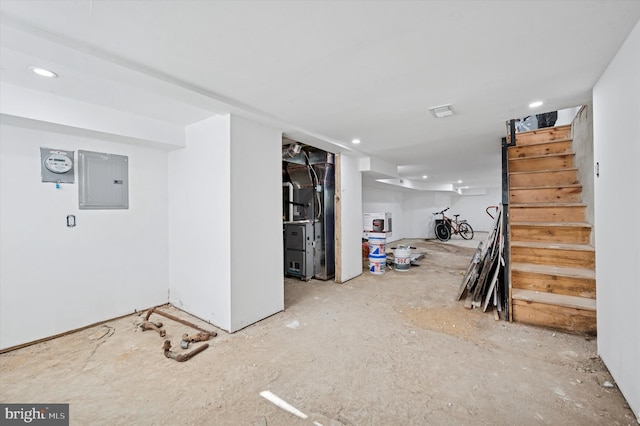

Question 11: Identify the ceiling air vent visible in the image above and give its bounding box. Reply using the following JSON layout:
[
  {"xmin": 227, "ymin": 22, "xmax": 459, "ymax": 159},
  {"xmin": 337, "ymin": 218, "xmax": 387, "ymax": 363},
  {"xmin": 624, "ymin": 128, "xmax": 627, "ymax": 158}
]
[{"xmin": 428, "ymin": 104, "xmax": 455, "ymax": 119}]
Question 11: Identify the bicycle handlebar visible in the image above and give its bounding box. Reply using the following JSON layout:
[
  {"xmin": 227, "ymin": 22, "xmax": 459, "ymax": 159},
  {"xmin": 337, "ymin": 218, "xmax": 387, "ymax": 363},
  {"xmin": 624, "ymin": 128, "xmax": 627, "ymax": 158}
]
[
  {"xmin": 486, "ymin": 205, "xmax": 499, "ymax": 219},
  {"xmin": 432, "ymin": 207, "xmax": 450, "ymax": 215}
]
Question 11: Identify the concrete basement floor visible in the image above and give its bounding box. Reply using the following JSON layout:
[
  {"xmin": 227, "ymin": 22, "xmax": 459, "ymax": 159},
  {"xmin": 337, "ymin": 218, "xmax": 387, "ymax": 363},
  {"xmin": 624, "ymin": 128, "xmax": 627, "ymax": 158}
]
[{"xmin": 0, "ymin": 235, "xmax": 637, "ymax": 426}]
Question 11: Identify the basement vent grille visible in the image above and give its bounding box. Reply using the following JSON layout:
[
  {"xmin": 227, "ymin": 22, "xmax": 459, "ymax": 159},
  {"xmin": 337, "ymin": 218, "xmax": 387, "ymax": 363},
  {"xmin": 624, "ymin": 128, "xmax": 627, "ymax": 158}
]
[{"xmin": 428, "ymin": 104, "xmax": 455, "ymax": 118}]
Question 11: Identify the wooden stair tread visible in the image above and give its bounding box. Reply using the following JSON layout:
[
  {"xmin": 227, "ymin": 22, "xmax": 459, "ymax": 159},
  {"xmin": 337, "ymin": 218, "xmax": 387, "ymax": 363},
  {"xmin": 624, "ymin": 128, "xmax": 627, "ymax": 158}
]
[
  {"xmin": 509, "ymin": 137, "xmax": 573, "ymax": 147},
  {"xmin": 511, "ymin": 221, "xmax": 591, "ymax": 228},
  {"xmin": 515, "ymin": 125, "xmax": 571, "ymax": 136},
  {"xmin": 511, "ymin": 262, "xmax": 595, "ymax": 279},
  {"xmin": 510, "ymin": 184, "xmax": 582, "ymax": 190},
  {"xmin": 511, "ymin": 241, "xmax": 594, "ymax": 251},
  {"xmin": 509, "ymin": 152, "xmax": 574, "ymax": 161},
  {"xmin": 509, "ymin": 168, "xmax": 578, "ymax": 176},
  {"xmin": 510, "ymin": 202, "xmax": 586, "ymax": 208},
  {"xmin": 512, "ymin": 288, "xmax": 596, "ymax": 311}
]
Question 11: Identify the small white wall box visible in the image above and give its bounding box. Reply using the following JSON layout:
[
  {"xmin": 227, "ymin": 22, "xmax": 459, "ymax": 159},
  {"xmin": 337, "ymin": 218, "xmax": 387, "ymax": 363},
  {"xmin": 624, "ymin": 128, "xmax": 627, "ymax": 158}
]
[
  {"xmin": 363, "ymin": 212, "xmax": 392, "ymax": 235},
  {"xmin": 40, "ymin": 147, "xmax": 75, "ymax": 184},
  {"xmin": 78, "ymin": 150, "xmax": 129, "ymax": 210}
]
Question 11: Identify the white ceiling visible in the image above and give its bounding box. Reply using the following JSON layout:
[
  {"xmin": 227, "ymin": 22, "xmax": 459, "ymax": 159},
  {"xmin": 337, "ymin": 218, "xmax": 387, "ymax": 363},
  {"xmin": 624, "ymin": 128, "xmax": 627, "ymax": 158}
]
[{"xmin": 1, "ymin": 1, "xmax": 639, "ymax": 190}]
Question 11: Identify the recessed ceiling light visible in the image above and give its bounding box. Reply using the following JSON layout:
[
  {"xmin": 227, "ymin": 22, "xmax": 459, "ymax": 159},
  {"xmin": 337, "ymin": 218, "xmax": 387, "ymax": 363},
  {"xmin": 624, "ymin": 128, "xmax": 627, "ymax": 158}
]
[
  {"xmin": 428, "ymin": 104, "xmax": 455, "ymax": 118},
  {"xmin": 29, "ymin": 66, "xmax": 58, "ymax": 78},
  {"xmin": 422, "ymin": 175, "xmax": 428, "ymax": 179},
  {"xmin": 457, "ymin": 180, "xmax": 463, "ymax": 184},
  {"xmin": 529, "ymin": 101, "xmax": 543, "ymax": 108},
  {"xmin": 352, "ymin": 139, "xmax": 360, "ymax": 144}
]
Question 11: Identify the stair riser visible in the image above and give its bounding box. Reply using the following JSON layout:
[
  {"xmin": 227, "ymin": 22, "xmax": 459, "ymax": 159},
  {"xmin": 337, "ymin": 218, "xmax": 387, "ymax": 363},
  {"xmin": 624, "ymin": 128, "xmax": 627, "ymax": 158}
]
[
  {"xmin": 510, "ymin": 169, "xmax": 578, "ymax": 187},
  {"xmin": 510, "ymin": 187, "xmax": 582, "ymax": 204},
  {"xmin": 509, "ymin": 155, "xmax": 574, "ymax": 173},
  {"xmin": 515, "ymin": 126, "xmax": 572, "ymax": 146},
  {"xmin": 512, "ymin": 270, "xmax": 595, "ymax": 298},
  {"xmin": 512, "ymin": 300, "xmax": 596, "ymax": 334},
  {"xmin": 511, "ymin": 226, "xmax": 591, "ymax": 244},
  {"xmin": 509, "ymin": 206, "xmax": 586, "ymax": 222},
  {"xmin": 511, "ymin": 247, "xmax": 595, "ymax": 269},
  {"xmin": 508, "ymin": 140, "xmax": 572, "ymax": 159}
]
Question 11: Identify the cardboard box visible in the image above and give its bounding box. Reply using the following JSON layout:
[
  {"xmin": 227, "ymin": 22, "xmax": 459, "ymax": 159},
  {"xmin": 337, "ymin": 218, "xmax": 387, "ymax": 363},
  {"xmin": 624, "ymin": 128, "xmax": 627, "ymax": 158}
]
[{"xmin": 363, "ymin": 212, "xmax": 392, "ymax": 236}]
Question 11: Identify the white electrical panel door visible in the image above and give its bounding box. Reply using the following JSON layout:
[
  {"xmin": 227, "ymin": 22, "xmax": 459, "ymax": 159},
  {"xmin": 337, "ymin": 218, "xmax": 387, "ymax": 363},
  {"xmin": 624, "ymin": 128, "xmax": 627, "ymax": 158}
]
[{"xmin": 78, "ymin": 150, "xmax": 129, "ymax": 209}]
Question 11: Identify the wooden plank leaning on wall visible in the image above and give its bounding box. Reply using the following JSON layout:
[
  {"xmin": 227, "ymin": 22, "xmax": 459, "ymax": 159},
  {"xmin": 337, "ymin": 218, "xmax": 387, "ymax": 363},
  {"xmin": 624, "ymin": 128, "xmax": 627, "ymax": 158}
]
[{"xmin": 334, "ymin": 153, "xmax": 342, "ymax": 283}]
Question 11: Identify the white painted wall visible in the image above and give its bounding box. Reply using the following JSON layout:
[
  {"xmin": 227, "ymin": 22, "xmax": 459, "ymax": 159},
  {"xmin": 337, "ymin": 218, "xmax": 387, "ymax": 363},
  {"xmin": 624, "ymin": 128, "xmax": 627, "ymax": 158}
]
[
  {"xmin": 362, "ymin": 185, "xmax": 499, "ymax": 241},
  {"xmin": 0, "ymin": 123, "xmax": 169, "ymax": 350},
  {"xmin": 338, "ymin": 153, "xmax": 363, "ymax": 283},
  {"xmin": 403, "ymin": 191, "xmax": 441, "ymax": 239},
  {"xmin": 229, "ymin": 116, "xmax": 283, "ymax": 332},
  {"xmin": 572, "ymin": 104, "xmax": 595, "ymax": 243},
  {"xmin": 1, "ymin": 83, "xmax": 185, "ymax": 149},
  {"xmin": 556, "ymin": 106, "xmax": 581, "ymax": 127},
  {"xmin": 168, "ymin": 115, "xmax": 232, "ymax": 330},
  {"xmin": 169, "ymin": 115, "xmax": 283, "ymax": 333},
  {"xmin": 451, "ymin": 187, "xmax": 502, "ymax": 233},
  {"xmin": 593, "ymin": 21, "xmax": 640, "ymax": 419}
]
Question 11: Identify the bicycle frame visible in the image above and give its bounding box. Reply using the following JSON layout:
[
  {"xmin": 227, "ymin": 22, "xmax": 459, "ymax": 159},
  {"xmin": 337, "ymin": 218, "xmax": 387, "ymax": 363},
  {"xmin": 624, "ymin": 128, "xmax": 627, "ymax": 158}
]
[
  {"xmin": 433, "ymin": 207, "xmax": 474, "ymax": 241},
  {"xmin": 435, "ymin": 209, "xmax": 463, "ymax": 235},
  {"xmin": 441, "ymin": 214, "xmax": 464, "ymax": 235}
]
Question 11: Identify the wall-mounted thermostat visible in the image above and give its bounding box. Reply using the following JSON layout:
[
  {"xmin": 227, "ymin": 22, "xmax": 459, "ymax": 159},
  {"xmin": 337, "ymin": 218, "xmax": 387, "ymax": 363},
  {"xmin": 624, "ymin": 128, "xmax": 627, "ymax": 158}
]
[{"xmin": 41, "ymin": 148, "xmax": 74, "ymax": 184}]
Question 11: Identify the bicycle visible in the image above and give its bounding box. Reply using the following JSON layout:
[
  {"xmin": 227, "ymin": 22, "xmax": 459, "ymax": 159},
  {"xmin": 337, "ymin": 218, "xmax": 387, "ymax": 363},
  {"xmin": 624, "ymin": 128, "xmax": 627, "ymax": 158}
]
[{"xmin": 432, "ymin": 207, "xmax": 474, "ymax": 241}]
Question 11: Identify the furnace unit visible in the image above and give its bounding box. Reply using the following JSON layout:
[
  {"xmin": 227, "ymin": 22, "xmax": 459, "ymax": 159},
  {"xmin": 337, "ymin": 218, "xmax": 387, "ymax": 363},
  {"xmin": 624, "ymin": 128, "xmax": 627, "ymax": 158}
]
[
  {"xmin": 284, "ymin": 221, "xmax": 315, "ymax": 281},
  {"xmin": 282, "ymin": 144, "xmax": 335, "ymax": 281}
]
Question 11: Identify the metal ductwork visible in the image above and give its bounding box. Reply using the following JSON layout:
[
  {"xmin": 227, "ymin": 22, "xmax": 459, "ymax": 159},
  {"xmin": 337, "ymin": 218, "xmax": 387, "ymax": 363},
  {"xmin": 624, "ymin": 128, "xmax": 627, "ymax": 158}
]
[{"xmin": 282, "ymin": 143, "xmax": 302, "ymax": 159}]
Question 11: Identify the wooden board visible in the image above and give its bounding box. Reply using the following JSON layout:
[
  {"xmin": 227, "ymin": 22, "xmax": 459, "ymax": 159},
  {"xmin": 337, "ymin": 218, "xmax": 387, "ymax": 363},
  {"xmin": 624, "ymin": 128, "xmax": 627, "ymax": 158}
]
[
  {"xmin": 512, "ymin": 288, "xmax": 595, "ymax": 309},
  {"xmin": 459, "ymin": 206, "xmax": 505, "ymax": 313},
  {"xmin": 514, "ymin": 125, "xmax": 572, "ymax": 145},
  {"xmin": 510, "ymin": 243, "xmax": 595, "ymax": 269},
  {"xmin": 483, "ymin": 256, "xmax": 504, "ymax": 312},
  {"xmin": 334, "ymin": 153, "xmax": 342, "ymax": 283},
  {"xmin": 512, "ymin": 299, "xmax": 596, "ymax": 334},
  {"xmin": 480, "ymin": 213, "xmax": 504, "ymax": 311},
  {"xmin": 457, "ymin": 242, "xmax": 483, "ymax": 300},
  {"xmin": 474, "ymin": 252, "xmax": 497, "ymax": 301},
  {"xmin": 509, "ymin": 185, "xmax": 582, "ymax": 204},
  {"xmin": 509, "ymin": 168, "xmax": 578, "ymax": 188},
  {"xmin": 509, "ymin": 153, "xmax": 574, "ymax": 173},
  {"xmin": 508, "ymin": 139, "xmax": 572, "ymax": 159},
  {"xmin": 511, "ymin": 267, "xmax": 595, "ymax": 299},
  {"xmin": 509, "ymin": 203, "xmax": 586, "ymax": 223},
  {"xmin": 471, "ymin": 250, "xmax": 492, "ymax": 301},
  {"xmin": 510, "ymin": 223, "xmax": 591, "ymax": 244},
  {"xmin": 463, "ymin": 293, "xmax": 473, "ymax": 309}
]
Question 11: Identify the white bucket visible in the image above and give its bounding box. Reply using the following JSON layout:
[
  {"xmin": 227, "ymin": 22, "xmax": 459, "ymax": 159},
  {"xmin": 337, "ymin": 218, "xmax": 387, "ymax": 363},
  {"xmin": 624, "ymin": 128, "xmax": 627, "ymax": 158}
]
[
  {"xmin": 394, "ymin": 247, "xmax": 412, "ymax": 272},
  {"xmin": 369, "ymin": 254, "xmax": 386, "ymax": 275},
  {"xmin": 368, "ymin": 237, "xmax": 386, "ymax": 256}
]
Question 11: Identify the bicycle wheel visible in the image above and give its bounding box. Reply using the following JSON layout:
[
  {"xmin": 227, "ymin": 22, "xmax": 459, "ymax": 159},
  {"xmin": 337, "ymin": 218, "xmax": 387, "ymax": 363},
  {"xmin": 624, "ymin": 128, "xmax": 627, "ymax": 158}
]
[
  {"xmin": 435, "ymin": 223, "xmax": 451, "ymax": 241},
  {"xmin": 459, "ymin": 222, "xmax": 474, "ymax": 240}
]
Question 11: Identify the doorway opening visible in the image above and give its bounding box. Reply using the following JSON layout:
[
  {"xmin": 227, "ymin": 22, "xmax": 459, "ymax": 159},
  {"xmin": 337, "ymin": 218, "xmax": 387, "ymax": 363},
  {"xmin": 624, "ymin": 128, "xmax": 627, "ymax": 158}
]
[{"xmin": 282, "ymin": 138, "xmax": 335, "ymax": 282}]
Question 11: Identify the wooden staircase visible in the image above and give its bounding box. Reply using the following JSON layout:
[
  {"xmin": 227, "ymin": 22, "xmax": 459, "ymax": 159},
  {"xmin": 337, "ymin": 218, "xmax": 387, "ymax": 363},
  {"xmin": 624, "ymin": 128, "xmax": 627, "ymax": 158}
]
[{"xmin": 508, "ymin": 124, "xmax": 596, "ymax": 334}]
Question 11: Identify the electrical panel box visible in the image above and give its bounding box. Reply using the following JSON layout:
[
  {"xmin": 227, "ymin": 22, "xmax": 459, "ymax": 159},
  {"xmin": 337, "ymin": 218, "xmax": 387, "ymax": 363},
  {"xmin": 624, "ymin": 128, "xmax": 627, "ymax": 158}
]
[
  {"xmin": 78, "ymin": 150, "xmax": 129, "ymax": 210},
  {"xmin": 40, "ymin": 147, "xmax": 74, "ymax": 184}
]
